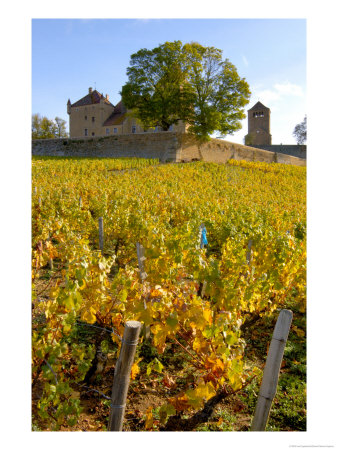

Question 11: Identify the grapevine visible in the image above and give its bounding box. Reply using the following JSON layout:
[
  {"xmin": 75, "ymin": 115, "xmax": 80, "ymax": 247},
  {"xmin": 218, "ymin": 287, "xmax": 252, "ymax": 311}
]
[{"xmin": 32, "ymin": 157, "xmax": 306, "ymax": 430}]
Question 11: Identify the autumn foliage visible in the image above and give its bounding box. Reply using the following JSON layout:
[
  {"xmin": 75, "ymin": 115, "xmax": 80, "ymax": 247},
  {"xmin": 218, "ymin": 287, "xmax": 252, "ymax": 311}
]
[{"xmin": 32, "ymin": 156, "xmax": 306, "ymax": 430}]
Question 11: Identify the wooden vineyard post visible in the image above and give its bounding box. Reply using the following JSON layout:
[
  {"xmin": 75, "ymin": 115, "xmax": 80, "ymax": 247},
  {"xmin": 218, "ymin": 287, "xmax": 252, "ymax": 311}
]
[
  {"xmin": 79, "ymin": 196, "xmax": 82, "ymax": 208},
  {"xmin": 108, "ymin": 321, "xmax": 142, "ymax": 431},
  {"xmin": 99, "ymin": 217, "xmax": 104, "ymax": 252},
  {"xmin": 251, "ymin": 309, "xmax": 293, "ymax": 431},
  {"xmin": 244, "ymin": 239, "xmax": 253, "ymax": 280},
  {"xmin": 246, "ymin": 239, "xmax": 253, "ymax": 265},
  {"xmin": 198, "ymin": 224, "xmax": 207, "ymax": 298},
  {"xmin": 136, "ymin": 242, "xmax": 147, "ymax": 282},
  {"xmin": 136, "ymin": 243, "xmax": 150, "ymax": 339},
  {"xmin": 47, "ymin": 233, "xmax": 53, "ymax": 270}
]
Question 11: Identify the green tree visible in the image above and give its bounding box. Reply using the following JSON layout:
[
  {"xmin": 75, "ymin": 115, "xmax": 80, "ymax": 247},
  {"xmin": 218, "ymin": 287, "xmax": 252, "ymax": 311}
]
[
  {"xmin": 293, "ymin": 116, "xmax": 307, "ymax": 144},
  {"xmin": 121, "ymin": 41, "xmax": 194, "ymax": 132},
  {"xmin": 184, "ymin": 42, "xmax": 251, "ymax": 140},
  {"xmin": 32, "ymin": 113, "xmax": 42, "ymax": 139},
  {"xmin": 55, "ymin": 117, "xmax": 68, "ymax": 138},
  {"xmin": 32, "ymin": 114, "xmax": 68, "ymax": 139},
  {"xmin": 121, "ymin": 41, "xmax": 250, "ymax": 141}
]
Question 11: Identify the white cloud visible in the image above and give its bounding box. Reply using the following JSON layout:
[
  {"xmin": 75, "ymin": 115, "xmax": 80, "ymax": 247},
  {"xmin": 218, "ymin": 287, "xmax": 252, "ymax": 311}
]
[
  {"xmin": 254, "ymin": 89, "xmax": 280, "ymax": 105},
  {"xmin": 253, "ymin": 81, "xmax": 304, "ymax": 107},
  {"xmin": 274, "ymin": 82, "xmax": 304, "ymax": 97}
]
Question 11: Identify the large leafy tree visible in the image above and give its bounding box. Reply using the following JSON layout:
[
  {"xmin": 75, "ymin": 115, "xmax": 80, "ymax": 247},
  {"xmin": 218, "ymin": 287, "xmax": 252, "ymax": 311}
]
[
  {"xmin": 121, "ymin": 41, "xmax": 251, "ymax": 141},
  {"xmin": 183, "ymin": 42, "xmax": 251, "ymax": 140},
  {"xmin": 293, "ymin": 116, "xmax": 307, "ymax": 144},
  {"xmin": 121, "ymin": 41, "xmax": 194, "ymax": 132},
  {"xmin": 32, "ymin": 114, "xmax": 68, "ymax": 139}
]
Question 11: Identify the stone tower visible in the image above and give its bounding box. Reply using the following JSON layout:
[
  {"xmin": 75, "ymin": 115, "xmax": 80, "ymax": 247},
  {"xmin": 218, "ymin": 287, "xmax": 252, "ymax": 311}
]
[{"xmin": 245, "ymin": 101, "xmax": 272, "ymax": 146}]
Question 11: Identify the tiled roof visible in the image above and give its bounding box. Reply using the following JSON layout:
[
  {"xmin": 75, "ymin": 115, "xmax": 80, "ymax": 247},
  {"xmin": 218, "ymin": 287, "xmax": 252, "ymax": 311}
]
[
  {"xmin": 71, "ymin": 90, "xmax": 113, "ymax": 107},
  {"xmin": 248, "ymin": 101, "xmax": 270, "ymax": 111},
  {"xmin": 103, "ymin": 101, "xmax": 128, "ymax": 126}
]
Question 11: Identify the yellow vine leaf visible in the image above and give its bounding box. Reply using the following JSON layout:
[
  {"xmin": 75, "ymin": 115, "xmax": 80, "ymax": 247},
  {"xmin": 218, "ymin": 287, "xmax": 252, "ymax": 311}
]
[
  {"xmin": 130, "ymin": 362, "xmax": 140, "ymax": 380},
  {"xmin": 144, "ymin": 407, "xmax": 154, "ymax": 430},
  {"xmin": 187, "ymin": 381, "xmax": 216, "ymax": 409},
  {"xmin": 81, "ymin": 307, "xmax": 96, "ymax": 324},
  {"xmin": 203, "ymin": 309, "xmax": 213, "ymax": 325},
  {"xmin": 168, "ymin": 392, "xmax": 190, "ymax": 412}
]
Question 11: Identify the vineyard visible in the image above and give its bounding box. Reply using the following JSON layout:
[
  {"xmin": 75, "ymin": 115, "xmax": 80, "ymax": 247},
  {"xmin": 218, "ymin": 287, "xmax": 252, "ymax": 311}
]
[{"xmin": 32, "ymin": 156, "xmax": 306, "ymax": 431}]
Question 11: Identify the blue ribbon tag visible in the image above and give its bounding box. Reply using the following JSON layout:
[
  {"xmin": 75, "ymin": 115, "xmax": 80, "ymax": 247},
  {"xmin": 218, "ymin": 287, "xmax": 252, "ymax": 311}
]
[{"xmin": 201, "ymin": 227, "xmax": 208, "ymax": 246}]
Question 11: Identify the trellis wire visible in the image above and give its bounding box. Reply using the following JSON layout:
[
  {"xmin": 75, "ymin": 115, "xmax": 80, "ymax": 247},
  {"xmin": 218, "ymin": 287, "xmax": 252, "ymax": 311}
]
[
  {"xmin": 73, "ymin": 382, "xmax": 111, "ymax": 400},
  {"xmin": 75, "ymin": 320, "xmax": 122, "ymax": 341}
]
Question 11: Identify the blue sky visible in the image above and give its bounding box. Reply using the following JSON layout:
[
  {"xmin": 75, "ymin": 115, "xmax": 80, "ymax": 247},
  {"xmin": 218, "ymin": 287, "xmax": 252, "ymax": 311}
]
[{"xmin": 32, "ymin": 18, "xmax": 306, "ymax": 144}]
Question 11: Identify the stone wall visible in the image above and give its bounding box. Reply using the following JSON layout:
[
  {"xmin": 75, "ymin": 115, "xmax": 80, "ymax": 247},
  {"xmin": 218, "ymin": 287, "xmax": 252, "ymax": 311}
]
[
  {"xmin": 32, "ymin": 132, "xmax": 306, "ymax": 166},
  {"xmin": 32, "ymin": 133, "xmax": 179, "ymax": 162},
  {"xmin": 177, "ymin": 135, "xmax": 306, "ymax": 166},
  {"xmin": 252, "ymin": 144, "xmax": 306, "ymax": 159}
]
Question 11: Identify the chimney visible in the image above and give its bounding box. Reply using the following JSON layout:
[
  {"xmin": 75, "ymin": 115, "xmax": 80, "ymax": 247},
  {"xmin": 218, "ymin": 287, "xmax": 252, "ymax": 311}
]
[
  {"xmin": 106, "ymin": 94, "xmax": 109, "ymax": 101},
  {"xmin": 89, "ymin": 87, "xmax": 93, "ymax": 94}
]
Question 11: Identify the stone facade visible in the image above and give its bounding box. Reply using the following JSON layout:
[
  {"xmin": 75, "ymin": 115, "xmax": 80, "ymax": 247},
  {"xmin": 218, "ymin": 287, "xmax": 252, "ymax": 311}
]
[
  {"xmin": 32, "ymin": 133, "xmax": 306, "ymax": 167},
  {"xmin": 245, "ymin": 101, "xmax": 272, "ymax": 146},
  {"xmin": 67, "ymin": 87, "xmax": 186, "ymax": 138}
]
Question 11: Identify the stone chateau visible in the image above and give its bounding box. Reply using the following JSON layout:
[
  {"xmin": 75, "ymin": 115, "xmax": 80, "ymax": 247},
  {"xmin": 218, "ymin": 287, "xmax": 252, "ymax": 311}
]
[
  {"xmin": 66, "ymin": 88, "xmax": 305, "ymax": 160},
  {"xmin": 67, "ymin": 87, "xmax": 186, "ymax": 138},
  {"xmin": 33, "ymin": 94, "xmax": 305, "ymax": 166}
]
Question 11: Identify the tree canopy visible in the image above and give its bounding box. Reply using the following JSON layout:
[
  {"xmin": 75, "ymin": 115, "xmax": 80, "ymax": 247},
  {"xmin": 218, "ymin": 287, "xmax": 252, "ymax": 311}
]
[
  {"xmin": 293, "ymin": 116, "xmax": 307, "ymax": 145},
  {"xmin": 32, "ymin": 114, "xmax": 68, "ymax": 139},
  {"xmin": 121, "ymin": 41, "xmax": 251, "ymax": 141},
  {"xmin": 54, "ymin": 117, "xmax": 68, "ymax": 138}
]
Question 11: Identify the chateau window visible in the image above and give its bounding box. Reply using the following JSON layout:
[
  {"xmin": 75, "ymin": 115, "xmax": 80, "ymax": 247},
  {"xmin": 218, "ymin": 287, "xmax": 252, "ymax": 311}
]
[
  {"xmin": 253, "ymin": 111, "xmax": 264, "ymax": 118},
  {"xmin": 106, "ymin": 128, "xmax": 110, "ymax": 135},
  {"xmin": 85, "ymin": 115, "xmax": 87, "ymax": 120},
  {"xmin": 92, "ymin": 132, "xmax": 95, "ymax": 136},
  {"xmin": 169, "ymin": 125, "xmax": 173, "ymax": 131},
  {"xmin": 84, "ymin": 128, "xmax": 88, "ymax": 136},
  {"xmin": 92, "ymin": 117, "xmax": 95, "ymax": 122},
  {"xmin": 113, "ymin": 128, "xmax": 118, "ymax": 134},
  {"xmin": 132, "ymin": 126, "xmax": 136, "ymax": 133}
]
